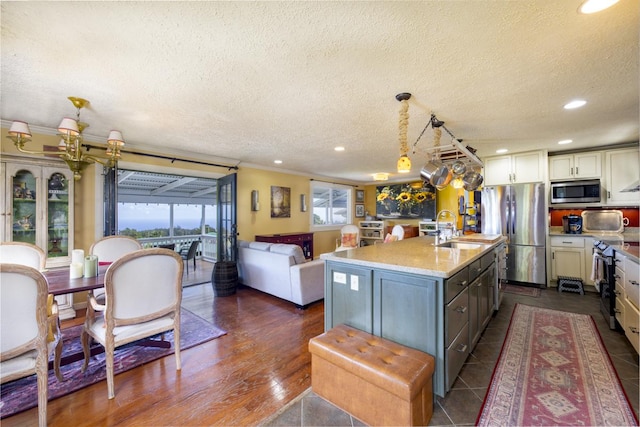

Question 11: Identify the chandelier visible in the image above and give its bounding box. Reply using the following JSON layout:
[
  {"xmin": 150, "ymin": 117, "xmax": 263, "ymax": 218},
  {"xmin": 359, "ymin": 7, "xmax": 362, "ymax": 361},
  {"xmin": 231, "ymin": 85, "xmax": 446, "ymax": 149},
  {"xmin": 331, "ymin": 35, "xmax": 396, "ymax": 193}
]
[{"xmin": 6, "ymin": 96, "xmax": 125, "ymax": 180}]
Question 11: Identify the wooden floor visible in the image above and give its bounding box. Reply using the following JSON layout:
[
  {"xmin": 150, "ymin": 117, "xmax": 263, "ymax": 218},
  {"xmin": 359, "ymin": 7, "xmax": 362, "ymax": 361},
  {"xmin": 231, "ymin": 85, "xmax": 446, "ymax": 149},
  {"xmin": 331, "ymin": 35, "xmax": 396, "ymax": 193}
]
[{"xmin": 4, "ymin": 280, "xmax": 324, "ymax": 426}]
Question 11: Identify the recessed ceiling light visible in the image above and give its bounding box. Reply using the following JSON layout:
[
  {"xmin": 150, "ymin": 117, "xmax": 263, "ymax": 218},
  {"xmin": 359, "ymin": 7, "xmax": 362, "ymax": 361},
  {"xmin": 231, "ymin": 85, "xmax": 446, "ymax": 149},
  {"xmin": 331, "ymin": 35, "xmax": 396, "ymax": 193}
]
[
  {"xmin": 496, "ymin": 149, "xmax": 508, "ymax": 154},
  {"xmin": 578, "ymin": 0, "xmax": 620, "ymax": 14},
  {"xmin": 564, "ymin": 100, "xmax": 587, "ymax": 109},
  {"xmin": 558, "ymin": 139, "xmax": 573, "ymax": 145},
  {"xmin": 334, "ymin": 146, "xmax": 345, "ymax": 152},
  {"xmin": 273, "ymin": 160, "xmax": 282, "ymax": 164}
]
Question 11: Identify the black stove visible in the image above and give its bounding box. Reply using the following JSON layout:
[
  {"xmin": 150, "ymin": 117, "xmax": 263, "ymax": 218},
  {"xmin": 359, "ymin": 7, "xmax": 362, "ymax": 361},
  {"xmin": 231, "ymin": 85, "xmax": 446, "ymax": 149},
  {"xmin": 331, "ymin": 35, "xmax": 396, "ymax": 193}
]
[{"xmin": 593, "ymin": 239, "xmax": 619, "ymax": 329}]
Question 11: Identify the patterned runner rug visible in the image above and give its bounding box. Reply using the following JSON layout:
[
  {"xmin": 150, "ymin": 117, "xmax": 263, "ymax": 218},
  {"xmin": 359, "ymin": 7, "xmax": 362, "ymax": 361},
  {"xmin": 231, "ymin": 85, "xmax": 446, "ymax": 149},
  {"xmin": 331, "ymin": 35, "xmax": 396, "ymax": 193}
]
[
  {"xmin": 477, "ymin": 304, "xmax": 638, "ymax": 426},
  {"xmin": 0, "ymin": 308, "xmax": 226, "ymax": 419},
  {"xmin": 504, "ymin": 284, "xmax": 541, "ymax": 297}
]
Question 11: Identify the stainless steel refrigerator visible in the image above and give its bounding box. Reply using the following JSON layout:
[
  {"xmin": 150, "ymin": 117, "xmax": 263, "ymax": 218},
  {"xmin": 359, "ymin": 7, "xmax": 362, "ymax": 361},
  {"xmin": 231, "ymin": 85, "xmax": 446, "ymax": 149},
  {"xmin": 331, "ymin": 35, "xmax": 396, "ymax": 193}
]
[{"xmin": 481, "ymin": 183, "xmax": 546, "ymax": 286}]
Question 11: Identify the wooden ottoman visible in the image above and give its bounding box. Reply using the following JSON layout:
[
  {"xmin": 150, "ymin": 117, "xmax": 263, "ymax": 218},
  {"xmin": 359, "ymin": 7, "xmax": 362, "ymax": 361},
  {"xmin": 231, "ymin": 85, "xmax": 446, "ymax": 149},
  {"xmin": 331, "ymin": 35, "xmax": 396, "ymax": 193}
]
[{"xmin": 308, "ymin": 324, "xmax": 435, "ymax": 426}]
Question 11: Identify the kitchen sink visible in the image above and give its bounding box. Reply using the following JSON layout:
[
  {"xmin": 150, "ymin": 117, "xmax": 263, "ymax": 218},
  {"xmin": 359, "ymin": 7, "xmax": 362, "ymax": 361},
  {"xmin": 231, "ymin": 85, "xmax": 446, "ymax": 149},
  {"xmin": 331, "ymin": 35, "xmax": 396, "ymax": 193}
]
[{"xmin": 435, "ymin": 241, "xmax": 484, "ymax": 250}]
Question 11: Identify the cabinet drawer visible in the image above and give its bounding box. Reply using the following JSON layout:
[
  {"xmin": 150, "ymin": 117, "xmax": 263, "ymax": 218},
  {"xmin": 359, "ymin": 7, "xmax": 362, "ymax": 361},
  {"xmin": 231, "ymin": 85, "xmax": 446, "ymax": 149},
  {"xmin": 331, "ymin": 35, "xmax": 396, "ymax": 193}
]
[
  {"xmin": 624, "ymin": 302, "xmax": 639, "ymax": 354},
  {"xmin": 481, "ymin": 252, "xmax": 495, "ymax": 271},
  {"xmin": 469, "ymin": 259, "xmax": 483, "ymax": 283},
  {"xmin": 550, "ymin": 236, "xmax": 584, "ymax": 248},
  {"xmin": 615, "ymin": 296, "xmax": 626, "ymax": 326},
  {"xmin": 445, "ymin": 287, "xmax": 469, "ymax": 348},
  {"xmin": 445, "ymin": 267, "xmax": 469, "ymax": 303},
  {"xmin": 446, "ymin": 322, "xmax": 469, "ymax": 391}
]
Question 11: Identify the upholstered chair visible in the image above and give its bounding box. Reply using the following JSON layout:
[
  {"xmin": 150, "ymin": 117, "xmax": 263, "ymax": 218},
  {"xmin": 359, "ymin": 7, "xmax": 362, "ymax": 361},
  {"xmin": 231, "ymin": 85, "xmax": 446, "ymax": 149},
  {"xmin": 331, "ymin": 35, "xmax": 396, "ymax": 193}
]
[
  {"xmin": 0, "ymin": 264, "xmax": 63, "ymax": 427},
  {"xmin": 335, "ymin": 225, "xmax": 359, "ymax": 251},
  {"xmin": 0, "ymin": 241, "xmax": 46, "ymax": 270},
  {"xmin": 391, "ymin": 224, "xmax": 405, "ymax": 241},
  {"xmin": 81, "ymin": 248, "xmax": 183, "ymax": 399},
  {"xmin": 88, "ymin": 235, "xmax": 143, "ymax": 307}
]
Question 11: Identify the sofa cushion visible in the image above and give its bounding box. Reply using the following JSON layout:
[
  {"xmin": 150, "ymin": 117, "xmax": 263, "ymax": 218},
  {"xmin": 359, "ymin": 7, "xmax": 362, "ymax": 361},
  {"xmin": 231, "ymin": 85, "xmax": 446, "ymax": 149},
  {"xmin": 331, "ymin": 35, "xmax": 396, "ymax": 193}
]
[
  {"xmin": 341, "ymin": 233, "xmax": 358, "ymax": 248},
  {"xmin": 269, "ymin": 243, "xmax": 306, "ymax": 264},
  {"xmin": 249, "ymin": 241, "xmax": 273, "ymax": 251},
  {"xmin": 238, "ymin": 240, "xmax": 250, "ymax": 248}
]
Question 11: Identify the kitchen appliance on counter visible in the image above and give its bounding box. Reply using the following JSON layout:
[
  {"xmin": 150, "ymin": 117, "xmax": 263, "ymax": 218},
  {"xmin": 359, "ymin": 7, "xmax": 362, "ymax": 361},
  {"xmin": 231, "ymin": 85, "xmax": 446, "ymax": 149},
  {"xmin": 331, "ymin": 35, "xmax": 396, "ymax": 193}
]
[
  {"xmin": 563, "ymin": 214, "xmax": 582, "ymax": 234},
  {"xmin": 482, "ymin": 183, "xmax": 546, "ymax": 287},
  {"xmin": 550, "ymin": 179, "xmax": 601, "ymax": 204}
]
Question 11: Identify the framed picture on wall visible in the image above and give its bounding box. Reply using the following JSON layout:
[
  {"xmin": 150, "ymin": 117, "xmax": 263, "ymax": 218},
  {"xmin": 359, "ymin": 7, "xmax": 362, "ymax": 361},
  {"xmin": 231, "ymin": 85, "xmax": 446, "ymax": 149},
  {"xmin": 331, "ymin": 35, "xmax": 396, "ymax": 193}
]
[
  {"xmin": 270, "ymin": 186, "xmax": 291, "ymax": 218},
  {"xmin": 355, "ymin": 189, "xmax": 365, "ymax": 202},
  {"xmin": 355, "ymin": 204, "xmax": 365, "ymax": 218}
]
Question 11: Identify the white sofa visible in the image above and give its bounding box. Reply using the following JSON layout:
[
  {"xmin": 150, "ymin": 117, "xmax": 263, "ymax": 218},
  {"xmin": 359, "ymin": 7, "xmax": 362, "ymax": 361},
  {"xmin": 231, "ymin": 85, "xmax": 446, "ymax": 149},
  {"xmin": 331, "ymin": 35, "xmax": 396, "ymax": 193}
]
[{"xmin": 237, "ymin": 241, "xmax": 325, "ymax": 307}]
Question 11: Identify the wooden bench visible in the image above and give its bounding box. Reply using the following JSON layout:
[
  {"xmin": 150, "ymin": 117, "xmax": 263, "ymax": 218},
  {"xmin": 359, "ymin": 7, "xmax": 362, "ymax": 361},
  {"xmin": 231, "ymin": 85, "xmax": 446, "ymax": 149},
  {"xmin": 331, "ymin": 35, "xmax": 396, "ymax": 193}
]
[{"xmin": 309, "ymin": 324, "xmax": 435, "ymax": 426}]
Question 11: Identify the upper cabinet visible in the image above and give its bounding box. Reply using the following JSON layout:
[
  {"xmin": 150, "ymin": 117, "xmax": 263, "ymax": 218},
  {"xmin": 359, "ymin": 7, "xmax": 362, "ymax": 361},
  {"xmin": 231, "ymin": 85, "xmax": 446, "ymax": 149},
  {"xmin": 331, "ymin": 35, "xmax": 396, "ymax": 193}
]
[
  {"xmin": 483, "ymin": 151, "xmax": 545, "ymax": 186},
  {"xmin": 605, "ymin": 148, "xmax": 640, "ymax": 205},
  {"xmin": 1, "ymin": 156, "xmax": 75, "ymax": 269},
  {"xmin": 549, "ymin": 152, "xmax": 602, "ymax": 181}
]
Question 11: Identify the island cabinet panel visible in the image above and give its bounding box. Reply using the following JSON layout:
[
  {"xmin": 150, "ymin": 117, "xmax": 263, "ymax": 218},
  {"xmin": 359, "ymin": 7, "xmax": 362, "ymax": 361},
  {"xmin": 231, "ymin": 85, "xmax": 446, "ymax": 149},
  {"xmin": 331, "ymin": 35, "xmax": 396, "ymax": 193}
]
[
  {"xmin": 374, "ymin": 269, "xmax": 440, "ymax": 355},
  {"xmin": 324, "ymin": 263, "xmax": 374, "ymax": 333}
]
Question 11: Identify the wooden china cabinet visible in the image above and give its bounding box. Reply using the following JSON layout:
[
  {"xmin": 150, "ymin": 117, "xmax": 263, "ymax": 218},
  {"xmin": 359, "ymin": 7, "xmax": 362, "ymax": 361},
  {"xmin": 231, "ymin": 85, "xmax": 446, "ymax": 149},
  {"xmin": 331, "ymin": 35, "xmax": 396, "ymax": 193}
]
[{"xmin": 1, "ymin": 155, "xmax": 76, "ymax": 319}]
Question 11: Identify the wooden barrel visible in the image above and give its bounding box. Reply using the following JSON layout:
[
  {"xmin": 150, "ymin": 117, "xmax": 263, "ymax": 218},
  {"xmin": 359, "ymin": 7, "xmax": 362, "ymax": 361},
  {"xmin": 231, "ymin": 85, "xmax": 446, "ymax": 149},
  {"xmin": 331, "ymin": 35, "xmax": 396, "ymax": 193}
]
[{"xmin": 212, "ymin": 261, "xmax": 238, "ymax": 296}]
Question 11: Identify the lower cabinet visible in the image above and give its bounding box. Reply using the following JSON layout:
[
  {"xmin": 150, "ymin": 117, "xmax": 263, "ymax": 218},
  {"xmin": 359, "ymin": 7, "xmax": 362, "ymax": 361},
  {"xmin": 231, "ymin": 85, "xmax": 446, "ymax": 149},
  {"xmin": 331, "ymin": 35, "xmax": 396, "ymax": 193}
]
[{"xmin": 324, "ymin": 255, "xmax": 496, "ymax": 397}]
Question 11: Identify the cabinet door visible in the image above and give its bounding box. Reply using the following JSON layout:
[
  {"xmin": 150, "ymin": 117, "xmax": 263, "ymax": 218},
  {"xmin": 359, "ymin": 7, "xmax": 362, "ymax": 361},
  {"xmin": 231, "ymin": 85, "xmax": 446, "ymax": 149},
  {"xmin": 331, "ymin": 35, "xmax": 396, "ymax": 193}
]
[
  {"xmin": 549, "ymin": 155, "xmax": 574, "ymax": 181},
  {"xmin": 551, "ymin": 248, "xmax": 584, "ymax": 280},
  {"xmin": 512, "ymin": 152, "xmax": 544, "ymax": 183},
  {"xmin": 624, "ymin": 302, "xmax": 639, "ymax": 354},
  {"xmin": 606, "ymin": 149, "xmax": 640, "ymax": 204},
  {"xmin": 325, "ymin": 262, "xmax": 373, "ymax": 333},
  {"xmin": 625, "ymin": 257, "xmax": 639, "ymax": 310},
  {"xmin": 6, "ymin": 164, "xmax": 42, "ymax": 248},
  {"xmin": 483, "ymin": 156, "xmax": 512, "ymax": 186},
  {"xmin": 574, "ymin": 152, "xmax": 601, "ymax": 179}
]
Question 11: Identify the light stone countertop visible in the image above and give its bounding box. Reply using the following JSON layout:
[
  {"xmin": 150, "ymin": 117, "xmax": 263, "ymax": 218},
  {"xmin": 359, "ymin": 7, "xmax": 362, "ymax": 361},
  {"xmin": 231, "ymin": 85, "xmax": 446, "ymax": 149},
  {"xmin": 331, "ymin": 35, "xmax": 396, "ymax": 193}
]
[{"xmin": 320, "ymin": 235, "xmax": 507, "ymax": 278}]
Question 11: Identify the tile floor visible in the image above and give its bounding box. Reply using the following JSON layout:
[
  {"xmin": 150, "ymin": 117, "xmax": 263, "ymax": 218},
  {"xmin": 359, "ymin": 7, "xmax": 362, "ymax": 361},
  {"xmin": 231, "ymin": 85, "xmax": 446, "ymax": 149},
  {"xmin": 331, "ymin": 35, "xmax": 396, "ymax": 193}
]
[{"xmin": 262, "ymin": 287, "xmax": 640, "ymax": 426}]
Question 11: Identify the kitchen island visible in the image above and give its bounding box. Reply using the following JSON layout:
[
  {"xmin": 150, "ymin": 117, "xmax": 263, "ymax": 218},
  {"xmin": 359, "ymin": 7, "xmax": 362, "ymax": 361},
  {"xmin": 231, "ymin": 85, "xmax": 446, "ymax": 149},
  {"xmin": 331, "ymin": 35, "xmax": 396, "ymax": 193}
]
[{"xmin": 320, "ymin": 235, "xmax": 506, "ymax": 397}]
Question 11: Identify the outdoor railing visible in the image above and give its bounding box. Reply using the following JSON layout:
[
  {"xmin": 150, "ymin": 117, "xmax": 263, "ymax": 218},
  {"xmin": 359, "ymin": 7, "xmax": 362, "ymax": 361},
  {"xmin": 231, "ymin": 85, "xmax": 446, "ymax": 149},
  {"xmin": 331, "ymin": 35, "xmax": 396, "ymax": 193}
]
[{"xmin": 138, "ymin": 234, "xmax": 217, "ymax": 262}]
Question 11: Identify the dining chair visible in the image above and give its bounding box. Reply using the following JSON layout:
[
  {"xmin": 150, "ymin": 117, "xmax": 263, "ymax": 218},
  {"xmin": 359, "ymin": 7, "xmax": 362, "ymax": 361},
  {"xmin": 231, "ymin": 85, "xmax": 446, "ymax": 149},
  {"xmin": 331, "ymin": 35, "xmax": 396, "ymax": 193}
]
[
  {"xmin": 335, "ymin": 225, "xmax": 359, "ymax": 251},
  {"xmin": 180, "ymin": 240, "xmax": 199, "ymax": 274},
  {"xmin": 80, "ymin": 248, "xmax": 184, "ymax": 399},
  {"xmin": 391, "ymin": 225, "xmax": 405, "ymax": 241},
  {"xmin": 0, "ymin": 241, "xmax": 46, "ymax": 270},
  {"xmin": 88, "ymin": 235, "xmax": 143, "ymax": 305},
  {"xmin": 0, "ymin": 263, "xmax": 63, "ymax": 427}
]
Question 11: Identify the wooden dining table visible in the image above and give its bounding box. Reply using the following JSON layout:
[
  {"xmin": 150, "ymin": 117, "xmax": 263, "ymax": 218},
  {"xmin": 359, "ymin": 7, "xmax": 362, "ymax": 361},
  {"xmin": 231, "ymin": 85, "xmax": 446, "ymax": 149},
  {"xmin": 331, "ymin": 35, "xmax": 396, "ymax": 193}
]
[{"xmin": 44, "ymin": 264, "xmax": 108, "ymax": 296}]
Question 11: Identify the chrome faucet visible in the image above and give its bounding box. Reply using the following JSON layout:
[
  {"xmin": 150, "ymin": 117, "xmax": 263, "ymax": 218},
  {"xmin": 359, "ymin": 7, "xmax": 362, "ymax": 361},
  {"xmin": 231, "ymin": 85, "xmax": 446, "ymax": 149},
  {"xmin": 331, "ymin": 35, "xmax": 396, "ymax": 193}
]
[{"xmin": 435, "ymin": 209, "xmax": 457, "ymax": 243}]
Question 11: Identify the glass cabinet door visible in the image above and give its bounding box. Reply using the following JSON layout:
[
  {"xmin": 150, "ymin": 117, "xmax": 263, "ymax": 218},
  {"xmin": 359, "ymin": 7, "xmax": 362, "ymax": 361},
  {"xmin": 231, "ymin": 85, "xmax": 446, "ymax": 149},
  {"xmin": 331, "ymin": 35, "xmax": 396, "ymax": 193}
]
[
  {"xmin": 47, "ymin": 171, "xmax": 70, "ymax": 259},
  {"xmin": 11, "ymin": 169, "xmax": 38, "ymax": 245}
]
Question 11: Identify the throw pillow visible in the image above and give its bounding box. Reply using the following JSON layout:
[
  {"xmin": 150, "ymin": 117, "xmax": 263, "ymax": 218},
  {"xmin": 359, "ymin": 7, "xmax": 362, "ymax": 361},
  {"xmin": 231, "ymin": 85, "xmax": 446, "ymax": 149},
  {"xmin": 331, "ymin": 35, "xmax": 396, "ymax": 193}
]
[
  {"xmin": 384, "ymin": 233, "xmax": 398, "ymax": 243},
  {"xmin": 341, "ymin": 233, "xmax": 357, "ymax": 248},
  {"xmin": 249, "ymin": 241, "xmax": 273, "ymax": 251}
]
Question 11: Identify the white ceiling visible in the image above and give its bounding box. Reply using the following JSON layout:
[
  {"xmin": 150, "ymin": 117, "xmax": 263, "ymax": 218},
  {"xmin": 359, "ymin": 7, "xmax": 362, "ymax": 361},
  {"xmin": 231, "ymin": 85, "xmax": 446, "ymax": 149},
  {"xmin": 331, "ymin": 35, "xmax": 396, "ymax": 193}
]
[{"xmin": 1, "ymin": 1, "xmax": 638, "ymax": 185}]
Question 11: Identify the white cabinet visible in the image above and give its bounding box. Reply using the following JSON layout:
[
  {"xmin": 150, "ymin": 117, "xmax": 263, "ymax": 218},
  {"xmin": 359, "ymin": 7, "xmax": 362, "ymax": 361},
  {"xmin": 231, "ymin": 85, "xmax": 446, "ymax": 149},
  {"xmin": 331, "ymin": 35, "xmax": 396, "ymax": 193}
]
[
  {"xmin": 358, "ymin": 221, "xmax": 384, "ymax": 246},
  {"xmin": 550, "ymin": 236, "xmax": 585, "ymax": 282},
  {"xmin": 484, "ymin": 151, "xmax": 545, "ymax": 185},
  {"xmin": 605, "ymin": 148, "xmax": 640, "ymax": 204},
  {"xmin": 549, "ymin": 152, "xmax": 602, "ymax": 181},
  {"xmin": 616, "ymin": 251, "xmax": 639, "ymax": 353},
  {"xmin": 2, "ymin": 156, "xmax": 76, "ymax": 319}
]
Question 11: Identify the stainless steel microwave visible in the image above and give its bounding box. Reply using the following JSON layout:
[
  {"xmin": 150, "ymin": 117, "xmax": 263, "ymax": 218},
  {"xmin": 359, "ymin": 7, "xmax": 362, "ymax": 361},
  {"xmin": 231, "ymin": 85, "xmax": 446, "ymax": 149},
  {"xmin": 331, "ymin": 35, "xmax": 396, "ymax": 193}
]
[{"xmin": 550, "ymin": 179, "xmax": 601, "ymax": 204}]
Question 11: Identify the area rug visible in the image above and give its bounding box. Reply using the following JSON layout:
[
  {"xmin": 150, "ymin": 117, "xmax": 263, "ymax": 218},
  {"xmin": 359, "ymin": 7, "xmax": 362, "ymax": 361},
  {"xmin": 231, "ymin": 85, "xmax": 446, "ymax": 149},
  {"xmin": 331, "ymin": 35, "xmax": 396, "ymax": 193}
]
[
  {"xmin": 504, "ymin": 284, "xmax": 541, "ymax": 297},
  {"xmin": 0, "ymin": 308, "xmax": 226, "ymax": 419},
  {"xmin": 476, "ymin": 304, "xmax": 638, "ymax": 426}
]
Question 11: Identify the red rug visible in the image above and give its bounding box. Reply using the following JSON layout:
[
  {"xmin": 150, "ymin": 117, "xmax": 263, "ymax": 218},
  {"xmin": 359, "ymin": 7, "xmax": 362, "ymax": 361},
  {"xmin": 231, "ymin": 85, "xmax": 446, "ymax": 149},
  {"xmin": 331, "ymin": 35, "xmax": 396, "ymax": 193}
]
[
  {"xmin": 477, "ymin": 304, "xmax": 638, "ymax": 426},
  {"xmin": 504, "ymin": 284, "xmax": 541, "ymax": 297},
  {"xmin": 0, "ymin": 308, "xmax": 226, "ymax": 419}
]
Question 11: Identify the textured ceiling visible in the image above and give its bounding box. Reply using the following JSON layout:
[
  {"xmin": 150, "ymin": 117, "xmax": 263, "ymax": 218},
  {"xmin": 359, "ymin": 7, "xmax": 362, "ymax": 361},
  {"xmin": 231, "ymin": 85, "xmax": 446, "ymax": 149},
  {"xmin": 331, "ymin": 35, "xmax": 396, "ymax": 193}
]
[{"xmin": 1, "ymin": 1, "xmax": 638, "ymax": 184}]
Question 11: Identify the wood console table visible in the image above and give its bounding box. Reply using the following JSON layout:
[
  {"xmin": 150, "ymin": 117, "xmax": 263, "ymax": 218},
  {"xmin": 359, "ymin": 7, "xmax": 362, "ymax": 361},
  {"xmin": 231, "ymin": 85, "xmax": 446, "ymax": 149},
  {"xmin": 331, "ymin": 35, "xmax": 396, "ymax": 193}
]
[{"xmin": 255, "ymin": 232, "xmax": 314, "ymax": 260}]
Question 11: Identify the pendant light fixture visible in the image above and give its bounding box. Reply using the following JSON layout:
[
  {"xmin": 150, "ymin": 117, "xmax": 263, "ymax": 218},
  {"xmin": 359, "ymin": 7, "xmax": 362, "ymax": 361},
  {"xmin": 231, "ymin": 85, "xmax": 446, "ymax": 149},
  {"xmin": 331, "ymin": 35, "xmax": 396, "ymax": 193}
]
[{"xmin": 396, "ymin": 92, "xmax": 412, "ymax": 173}]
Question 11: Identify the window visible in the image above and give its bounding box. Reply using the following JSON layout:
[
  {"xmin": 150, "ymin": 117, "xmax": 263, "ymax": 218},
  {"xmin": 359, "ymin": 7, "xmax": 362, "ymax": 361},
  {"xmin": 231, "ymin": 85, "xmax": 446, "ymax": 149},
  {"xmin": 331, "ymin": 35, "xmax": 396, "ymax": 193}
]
[{"xmin": 310, "ymin": 181, "xmax": 352, "ymax": 230}]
